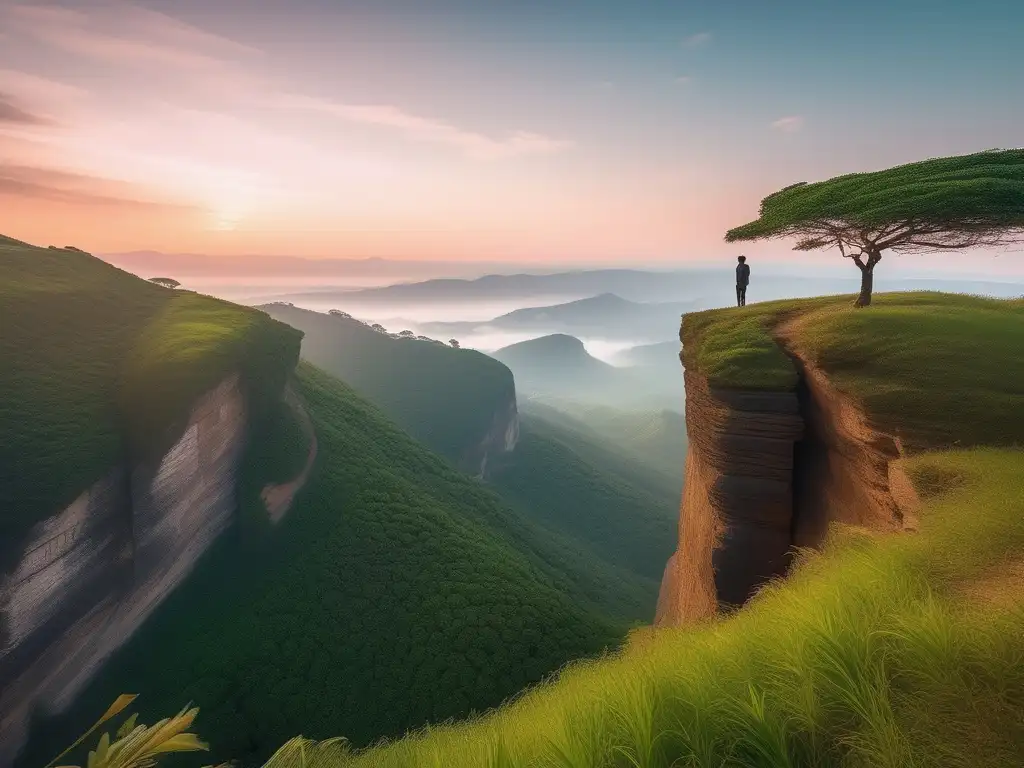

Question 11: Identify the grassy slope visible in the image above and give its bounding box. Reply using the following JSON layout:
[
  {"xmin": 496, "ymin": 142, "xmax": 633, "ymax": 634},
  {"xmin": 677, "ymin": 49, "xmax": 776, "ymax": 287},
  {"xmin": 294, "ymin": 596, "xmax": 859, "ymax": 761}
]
[
  {"xmin": 266, "ymin": 291, "xmax": 1024, "ymax": 768},
  {"xmin": 36, "ymin": 363, "xmax": 648, "ymax": 767},
  {"xmin": 258, "ymin": 305, "xmax": 515, "ymax": 465},
  {"xmin": 262, "ymin": 303, "xmax": 681, "ymax": 613},
  {"xmin": 0, "ymin": 238, "xmax": 299, "ymax": 562},
  {"xmin": 489, "ymin": 414, "xmax": 679, "ymax": 590},
  {"xmin": 519, "ymin": 399, "xmax": 688, "ymax": 483}
]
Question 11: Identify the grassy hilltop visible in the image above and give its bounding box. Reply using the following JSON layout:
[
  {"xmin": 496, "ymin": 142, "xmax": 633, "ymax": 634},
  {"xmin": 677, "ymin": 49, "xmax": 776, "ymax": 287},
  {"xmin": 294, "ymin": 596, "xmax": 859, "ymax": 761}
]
[
  {"xmin": 258, "ymin": 291, "xmax": 1024, "ymax": 768},
  {"xmin": 0, "ymin": 236, "xmax": 300, "ymax": 566}
]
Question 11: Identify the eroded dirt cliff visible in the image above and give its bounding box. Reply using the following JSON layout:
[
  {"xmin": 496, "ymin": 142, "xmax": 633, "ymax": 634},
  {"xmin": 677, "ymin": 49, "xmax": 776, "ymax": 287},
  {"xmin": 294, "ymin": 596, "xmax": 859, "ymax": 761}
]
[
  {"xmin": 656, "ymin": 320, "xmax": 919, "ymax": 627},
  {"xmin": 656, "ymin": 369, "xmax": 803, "ymax": 624}
]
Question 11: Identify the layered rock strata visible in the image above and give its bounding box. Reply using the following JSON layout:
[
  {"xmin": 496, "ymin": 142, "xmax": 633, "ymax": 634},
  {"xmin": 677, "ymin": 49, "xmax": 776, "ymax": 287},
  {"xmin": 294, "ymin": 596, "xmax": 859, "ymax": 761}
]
[
  {"xmin": 0, "ymin": 375, "xmax": 247, "ymax": 761},
  {"xmin": 656, "ymin": 369, "xmax": 803, "ymax": 624}
]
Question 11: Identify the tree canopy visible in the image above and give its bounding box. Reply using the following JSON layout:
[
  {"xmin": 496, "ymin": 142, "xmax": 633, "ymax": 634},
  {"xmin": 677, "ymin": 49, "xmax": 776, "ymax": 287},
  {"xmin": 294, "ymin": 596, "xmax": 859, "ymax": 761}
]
[
  {"xmin": 725, "ymin": 149, "xmax": 1024, "ymax": 305},
  {"xmin": 148, "ymin": 277, "xmax": 180, "ymax": 289},
  {"xmin": 727, "ymin": 149, "xmax": 1024, "ymax": 250}
]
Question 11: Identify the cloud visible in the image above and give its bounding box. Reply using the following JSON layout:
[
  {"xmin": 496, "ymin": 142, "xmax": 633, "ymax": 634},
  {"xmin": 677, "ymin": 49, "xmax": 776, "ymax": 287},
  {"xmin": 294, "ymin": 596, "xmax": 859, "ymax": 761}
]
[
  {"xmin": 0, "ymin": 94, "xmax": 50, "ymax": 125},
  {"xmin": 771, "ymin": 115, "xmax": 805, "ymax": 133},
  {"xmin": 682, "ymin": 32, "xmax": 712, "ymax": 47},
  {"xmin": 2, "ymin": 3, "xmax": 568, "ymax": 161},
  {"xmin": 278, "ymin": 95, "xmax": 572, "ymax": 160},
  {"xmin": 4, "ymin": 2, "xmax": 259, "ymax": 70},
  {"xmin": 0, "ymin": 162, "xmax": 193, "ymax": 209}
]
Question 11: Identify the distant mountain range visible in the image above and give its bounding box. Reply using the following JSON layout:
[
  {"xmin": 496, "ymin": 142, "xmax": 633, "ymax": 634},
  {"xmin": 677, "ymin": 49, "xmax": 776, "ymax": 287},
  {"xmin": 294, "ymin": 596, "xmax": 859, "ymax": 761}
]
[
  {"xmin": 101, "ymin": 250, "xmax": 551, "ymax": 281},
  {"xmin": 418, "ymin": 293, "xmax": 694, "ymax": 342},
  {"xmin": 490, "ymin": 334, "xmax": 682, "ymax": 411},
  {"xmin": 251, "ymin": 267, "xmax": 1024, "ymax": 316}
]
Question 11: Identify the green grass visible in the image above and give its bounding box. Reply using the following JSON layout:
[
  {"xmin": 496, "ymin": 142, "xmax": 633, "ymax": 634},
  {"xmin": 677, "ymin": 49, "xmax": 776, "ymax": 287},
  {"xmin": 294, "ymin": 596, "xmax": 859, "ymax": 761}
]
[
  {"xmin": 680, "ymin": 295, "xmax": 844, "ymax": 390},
  {"xmin": 32, "ymin": 363, "xmax": 646, "ymax": 767},
  {"xmin": 793, "ymin": 293, "xmax": 1024, "ymax": 450},
  {"xmin": 261, "ymin": 447, "xmax": 1024, "ymax": 768},
  {"xmin": 0, "ymin": 237, "xmax": 300, "ymax": 561},
  {"xmin": 258, "ymin": 291, "xmax": 1024, "ymax": 767}
]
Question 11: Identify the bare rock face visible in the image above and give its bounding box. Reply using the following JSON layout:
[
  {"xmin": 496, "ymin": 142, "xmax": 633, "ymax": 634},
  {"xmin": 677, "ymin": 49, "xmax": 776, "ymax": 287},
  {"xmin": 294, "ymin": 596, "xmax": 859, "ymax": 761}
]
[
  {"xmin": 655, "ymin": 369, "xmax": 803, "ymax": 625},
  {"xmin": 0, "ymin": 375, "xmax": 247, "ymax": 761},
  {"xmin": 656, "ymin": 334, "xmax": 917, "ymax": 628},
  {"xmin": 464, "ymin": 394, "xmax": 520, "ymax": 479}
]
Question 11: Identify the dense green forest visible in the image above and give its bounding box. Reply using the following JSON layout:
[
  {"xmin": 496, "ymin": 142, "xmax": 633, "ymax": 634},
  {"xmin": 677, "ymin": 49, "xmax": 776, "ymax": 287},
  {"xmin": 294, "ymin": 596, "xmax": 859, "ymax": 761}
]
[
  {"xmin": 262, "ymin": 304, "xmax": 682, "ymax": 611},
  {"xmin": 489, "ymin": 415, "xmax": 678, "ymax": 589},
  {"xmin": 24, "ymin": 364, "xmax": 647, "ymax": 767},
  {"xmin": 0, "ymin": 236, "xmax": 299, "ymax": 567},
  {"xmin": 258, "ymin": 304, "xmax": 515, "ymax": 467}
]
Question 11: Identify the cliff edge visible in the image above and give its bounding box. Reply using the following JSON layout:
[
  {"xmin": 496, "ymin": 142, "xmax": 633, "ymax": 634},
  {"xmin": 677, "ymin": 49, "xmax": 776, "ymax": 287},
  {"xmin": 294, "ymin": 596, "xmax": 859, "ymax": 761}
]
[
  {"xmin": 657, "ymin": 297, "xmax": 925, "ymax": 626},
  {"xmin": 0, "ymin": 238, "xmax": 302, "ymax": 760}
]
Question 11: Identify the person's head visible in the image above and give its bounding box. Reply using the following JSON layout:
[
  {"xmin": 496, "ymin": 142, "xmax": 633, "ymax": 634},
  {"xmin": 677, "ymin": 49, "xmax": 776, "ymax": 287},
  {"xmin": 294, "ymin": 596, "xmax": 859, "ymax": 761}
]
[{"xmin": 738, "ymin": 255, "xmax": 746, "ymax": 263}]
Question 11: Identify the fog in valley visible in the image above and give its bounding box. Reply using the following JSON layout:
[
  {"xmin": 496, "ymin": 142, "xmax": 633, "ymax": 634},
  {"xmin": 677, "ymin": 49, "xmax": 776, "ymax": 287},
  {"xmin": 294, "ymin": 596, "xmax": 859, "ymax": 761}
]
[{"xmin": 101, "ymin": 253, "xmax": 1024, "ymax": 420}]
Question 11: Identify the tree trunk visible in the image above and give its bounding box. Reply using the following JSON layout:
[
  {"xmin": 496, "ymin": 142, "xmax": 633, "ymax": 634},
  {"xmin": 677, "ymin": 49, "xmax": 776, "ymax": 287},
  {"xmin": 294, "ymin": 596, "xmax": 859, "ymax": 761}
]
[
  {"xmin": 853, "ymin": 250, "xmax": 881, "ymax": 307},
  {"xmin": 855, "ymin": 264, "xmax": 874, "ymax": 307}
]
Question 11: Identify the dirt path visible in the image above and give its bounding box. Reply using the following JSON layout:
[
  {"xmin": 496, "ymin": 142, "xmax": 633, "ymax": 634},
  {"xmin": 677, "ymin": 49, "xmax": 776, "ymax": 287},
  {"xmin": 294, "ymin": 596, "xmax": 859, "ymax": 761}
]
[
  {"xmin": 772, "ymin": 315, "xmax": 920, "ymax": 540},
  {"xmin": 261, "ymin": 385, "xmax": 318, "ymax": 524}
]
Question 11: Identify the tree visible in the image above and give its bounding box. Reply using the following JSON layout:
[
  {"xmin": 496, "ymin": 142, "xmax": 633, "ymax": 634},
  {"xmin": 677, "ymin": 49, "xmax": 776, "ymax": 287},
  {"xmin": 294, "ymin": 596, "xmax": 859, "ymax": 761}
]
[
  {"xmin": 370, "ymin": 323, "xmax": 387, "ymax": 333},
  {"xmin": 329, "ymin": 309, "xmax": 352, "ymax": 318},
  {"xmin": 149, "ymin": 277, "xmax": 181, "ymax": 289},
  {"xmin": 449, "ymin": 339, "xmax": 460, "ymax": 348},
  {"xmin": 725, "ymin": 149, "xmax": 1024, "ymax": 306}
]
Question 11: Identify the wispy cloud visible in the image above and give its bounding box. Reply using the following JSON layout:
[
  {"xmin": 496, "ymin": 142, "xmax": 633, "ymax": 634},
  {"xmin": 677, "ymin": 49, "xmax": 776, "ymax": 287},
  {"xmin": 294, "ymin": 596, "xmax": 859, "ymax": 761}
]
[
  {"xmin": 770, "ymin": 115, "xmax": 805, "ymax": 132},
  {"xmin": 0, "ymin": 94, "xmax": 50, "ymax": 125},
  {"xmin": 682, "ymin": 32, "xmax": 712, "ymax": 47},
  {"xmin": 278, "ymin": 95, "xmax": 572, "ymax": 160},
  {"xmin": 3, "ymin": 2, "xmax": 569, "ymax": 161},
  {"xmin": 0, "ymin": 162, "xmax": 194, "ymax": 208},
  {"xmin": 5, "ymin": 2, "xmax": 259, "ymax": 70}
]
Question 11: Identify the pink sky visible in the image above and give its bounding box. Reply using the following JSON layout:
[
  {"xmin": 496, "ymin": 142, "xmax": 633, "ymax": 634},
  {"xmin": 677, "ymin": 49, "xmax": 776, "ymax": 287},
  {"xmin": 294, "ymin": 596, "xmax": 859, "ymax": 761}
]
[{"xmin": 1, "ymin": 1, "xmax": 1021, "ymax": 268}]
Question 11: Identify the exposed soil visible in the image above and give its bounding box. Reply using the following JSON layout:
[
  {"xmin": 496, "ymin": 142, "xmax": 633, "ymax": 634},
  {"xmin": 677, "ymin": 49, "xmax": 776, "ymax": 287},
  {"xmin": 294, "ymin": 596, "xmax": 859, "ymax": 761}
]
[
  {"xmin": 261, "ymin": 386, "xmax": 318, "ymax": 524},
  {"xmin": 774, "ymin": 316, "xmax": 919, "ymax": 547}
]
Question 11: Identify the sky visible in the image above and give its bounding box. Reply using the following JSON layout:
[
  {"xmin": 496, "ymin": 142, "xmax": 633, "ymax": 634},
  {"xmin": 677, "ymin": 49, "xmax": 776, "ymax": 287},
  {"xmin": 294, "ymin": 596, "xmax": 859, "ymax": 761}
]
[{"xmin": 1, "ymin": 0, "xmax": 1023, "ymax": 266}]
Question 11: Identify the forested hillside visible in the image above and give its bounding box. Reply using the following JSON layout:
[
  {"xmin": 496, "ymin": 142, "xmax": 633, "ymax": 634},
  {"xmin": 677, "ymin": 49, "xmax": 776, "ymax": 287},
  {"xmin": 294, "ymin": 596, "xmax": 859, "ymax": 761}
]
[
  {"xmin": 258, "ymin": 304, "xmax": 515, "ymax": 470},
  {"xmin": 23, "ymin": 364, "xmax": 640, "ymax": 767}
]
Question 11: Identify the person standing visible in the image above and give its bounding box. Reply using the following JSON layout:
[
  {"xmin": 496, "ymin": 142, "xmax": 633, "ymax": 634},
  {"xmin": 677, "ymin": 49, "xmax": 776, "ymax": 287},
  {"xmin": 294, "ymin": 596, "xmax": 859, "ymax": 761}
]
[{"xmin": 735, "ymin": 255, "xmax": 750, "ymax": 307}]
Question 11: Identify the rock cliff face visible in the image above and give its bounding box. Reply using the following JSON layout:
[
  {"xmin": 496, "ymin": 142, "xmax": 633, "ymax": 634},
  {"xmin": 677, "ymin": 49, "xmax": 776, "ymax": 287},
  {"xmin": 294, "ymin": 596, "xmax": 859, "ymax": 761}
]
[
  {"xmin": 656, "ymin": 329, "xmax": 915, "ymax": 627},
  {"xmin": 656, "ymin": 369, "xmax": 803, "ymax": 624},
  {"xmin": 464, "ymin": 393, "xmax": 520, "ymax": 479},
  {"xmin": 0, "ymin": 375, "xmax": 248, "ymax": 761}
]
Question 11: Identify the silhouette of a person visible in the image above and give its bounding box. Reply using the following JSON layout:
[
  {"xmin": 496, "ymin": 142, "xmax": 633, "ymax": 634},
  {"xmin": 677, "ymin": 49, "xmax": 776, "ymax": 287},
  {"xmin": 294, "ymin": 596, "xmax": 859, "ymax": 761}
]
[{"xmin": 736, "ymin": 255, "xmax": 750, "ymax": 307}]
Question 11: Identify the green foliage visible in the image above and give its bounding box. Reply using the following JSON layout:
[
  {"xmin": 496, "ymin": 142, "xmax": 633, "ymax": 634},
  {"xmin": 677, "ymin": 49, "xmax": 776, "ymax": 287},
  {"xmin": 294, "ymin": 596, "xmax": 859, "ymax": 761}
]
[
  {"xmin": 259, "ymin": 305, "xmax": 514, "ymax": 466},
  {"xmin": 0, "ymin": 236, "xmax": 300, "ymax": 560},
  {"xmin": 42, "ymin": 364, "xmax": 629, "ymax": 767},
  {"xmin": 258, "ymin": 291, "xmax": 1024, "ymax": 767},
  {"xmin": 726, "ymin": 149, "xmax": 1024, "ymax": 248},
  {"xmin": 264, "ymin": 447, "xmax": 1024, "ymax": 768},
  {"xmin": 489, "ymin": 415, "xmax": 678, "ymax": 587},
  {"xmin": 118, "ymin": 294, "xmax": 301, "ymax": 460},
  {"xmin": 46, "ymin": 695, "xmax": 221, "ymax": 768},
  {"xmin": 519, "ymin": 401, "xmax": 687, "ymax": 483}
]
